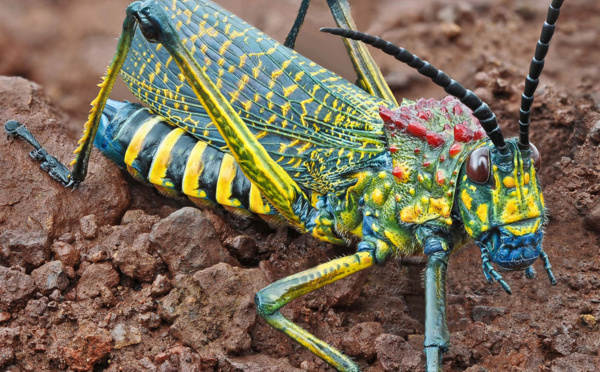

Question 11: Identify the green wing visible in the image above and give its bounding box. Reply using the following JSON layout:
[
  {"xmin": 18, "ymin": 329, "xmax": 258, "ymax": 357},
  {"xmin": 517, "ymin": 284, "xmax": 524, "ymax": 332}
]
[{"xmin": 121, "ymin": 0, "xmax": 394, "ymax": 193}]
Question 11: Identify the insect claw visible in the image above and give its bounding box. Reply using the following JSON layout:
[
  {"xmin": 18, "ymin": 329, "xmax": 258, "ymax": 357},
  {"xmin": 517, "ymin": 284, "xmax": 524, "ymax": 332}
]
[
  {"xmin": 4, "ymin": 120, "xmax": 74, "ymax": 187},
  {"xmin": 499, "ymin": 279, "xmax": 513, "ymax": 295}
]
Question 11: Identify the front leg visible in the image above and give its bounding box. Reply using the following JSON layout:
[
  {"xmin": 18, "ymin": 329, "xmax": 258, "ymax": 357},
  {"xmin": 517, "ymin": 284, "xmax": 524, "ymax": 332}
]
[
  {"xmin": 423, "ymin": 238, "xmax": 452, "ymax": 372},
  {"xmin": 255, "ymin": 251, "xmax": 379, "ymax": 372}
]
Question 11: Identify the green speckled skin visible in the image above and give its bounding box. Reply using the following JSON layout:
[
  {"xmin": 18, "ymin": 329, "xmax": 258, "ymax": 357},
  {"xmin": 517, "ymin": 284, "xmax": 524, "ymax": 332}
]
[{"xmin": 381, "ymin": 97, "xmax": 487, "ymax": 228}]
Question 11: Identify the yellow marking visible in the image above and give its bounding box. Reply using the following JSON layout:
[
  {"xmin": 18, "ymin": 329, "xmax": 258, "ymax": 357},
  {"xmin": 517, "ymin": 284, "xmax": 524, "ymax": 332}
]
[
  {"xmin": 124, "ymin": 117, "xmax": 161, "ymax": 168},
  {"xmin": 219, "ymin": 40, "xmax": 232, "ymax": 55},
  {"xmin": 239, "ymin": 54, "xmax": 248, "ymax": 68},
  {"xmin": 429, "ymin": 198, "xmax": 450, "ymax": 217},
  {"xmin": 505, "ymin": 219, "xmax": 541, "ymax": 236},
  {"xmin": 238, "ymin": 74, "xmax": 250, "ymax": 91},
  {"xmin": 182, "ymin": 141, "xmax": 208, "ymax": 197},
  {"xmin": 400, "ymin": 204, "xmax": 423, "ymax": 223},
  {"xmin": 267, "ymin": 114, "xmax": 277, "ymax": 124},
  {"xmin": 294, "ymin": 71, "xmax": 305, "ymax": 82},
  {"xmin": 229, "ymin": 89, "xmax": 240, "ymax": 103},
  {"xmin": 283, "ymin": 85, "xmax": 298, "ymax": 97},
  {"xmin": 372, "ymin": 189, "xmax": 384, "ymax": 205},
  {"xmin": 249, "ymin": 183, "xmax": 271, "ymax": 214},
  {"xmin": 503, "ymin": 176, "xmax": 516, "ymax": 188},
  {"xmin": 271, "ymin": 69, "xmax": 283, "ymax": 80},
  {"xmin": 241, "ymin": 100, "xmax": 252, "ymax": 111},
  {"xmin": 216, "ymin": 153, "xmax": 242, "ymax": 207},
  {"xmin": 524, "ymin": 172, "xmax": 530, "ymax": 184},
  {"xmin": 476, "ymin": 204, "xmax": 488, "ymax": 223},
  {"xmin": 461, "ymin": 189, "xmax": 473, "ymax": 210},
  {"xmin": 281, "ymin": 102, "xmax": 291, "ymax": 117}
]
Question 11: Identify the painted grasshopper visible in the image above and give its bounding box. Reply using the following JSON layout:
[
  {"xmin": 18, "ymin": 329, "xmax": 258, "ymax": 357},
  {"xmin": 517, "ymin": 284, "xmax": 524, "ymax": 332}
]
[{"xmin": 5, "ymin": 0, "xmax": 563, "ymax": 370}]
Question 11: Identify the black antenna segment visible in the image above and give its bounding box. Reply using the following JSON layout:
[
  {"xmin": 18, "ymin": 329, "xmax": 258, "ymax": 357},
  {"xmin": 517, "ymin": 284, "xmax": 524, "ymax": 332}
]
[{"xmin": 518, "ymin": 0, "xmax": 564, "ymax": 150}]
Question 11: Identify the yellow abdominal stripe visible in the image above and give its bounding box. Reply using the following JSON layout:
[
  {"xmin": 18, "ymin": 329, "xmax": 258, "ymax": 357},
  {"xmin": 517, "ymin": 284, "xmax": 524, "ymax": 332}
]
[
  {"xmin": 181, "ymin": 141, "xmax": 218, "ymax": 209},
  {"xmin": 216, "ymin": 153, "xmax": 242, "ymax": 208},
  {"xmin": 148, "ymin": 127, "xmax": 185, "ymax": 188},
  {"xmin": 124, "ymin": 117, "xmax": 161, "ymax": 182}
]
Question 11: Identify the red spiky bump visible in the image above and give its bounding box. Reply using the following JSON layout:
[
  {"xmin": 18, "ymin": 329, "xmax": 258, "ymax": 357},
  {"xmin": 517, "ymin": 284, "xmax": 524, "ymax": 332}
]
[
  {"xmin": 379, "ymin": 107, "xmax": 396, "ymax": 123},
  {"xmin": 449, "ymin": 142, "xmax": 463, "ymax": 158},
  {"xmin": 436, "ymin": 170, "xmax": 446, "ymax": 185},
  {"xmin": 389, "ymin": 144, "xmax": 399, "ymax": 154},
  {"xmin": 407, "ymin": 122, "xmax": 427, "ymax": 137},
  {"xmin": 392, "ymin": 166, "xmax": 405, "ymax": 180},
  {"xmin": 426, "ymin": 132, "xmax": 445, "ymax": 148},
  {"xmin": 417, "ymin": 110, "xmax": 433, "ymax": 121},
  {"xmin": 392, "ymin": 117, "xmax": 408, "ymax": 130},
  {"xmin": 453, "ymin": 104, "xmax": 463, "ymax": 116},
  {"xmin": 454, "ymin": 124, "xmax": 475, "ymax": 142}
]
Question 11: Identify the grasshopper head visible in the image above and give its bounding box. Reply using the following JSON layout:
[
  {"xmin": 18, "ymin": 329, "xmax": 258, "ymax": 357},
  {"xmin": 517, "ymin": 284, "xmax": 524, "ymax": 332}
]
[{"xmin": 457, "ymin": 139, "xmax": 545, "ymax": 271}]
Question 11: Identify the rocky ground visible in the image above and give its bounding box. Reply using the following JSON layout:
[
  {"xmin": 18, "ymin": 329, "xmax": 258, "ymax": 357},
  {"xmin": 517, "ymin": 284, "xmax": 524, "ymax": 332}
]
[{"xmin": 0, "ymin": 0, "xmax": 599, "ymax": 371}]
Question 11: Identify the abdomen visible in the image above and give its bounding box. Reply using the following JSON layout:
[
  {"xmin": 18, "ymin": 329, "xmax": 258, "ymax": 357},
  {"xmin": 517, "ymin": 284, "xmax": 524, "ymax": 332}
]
[{"xmin": 94, "ymin": 100, "xmax": 277, "ymax": 219}]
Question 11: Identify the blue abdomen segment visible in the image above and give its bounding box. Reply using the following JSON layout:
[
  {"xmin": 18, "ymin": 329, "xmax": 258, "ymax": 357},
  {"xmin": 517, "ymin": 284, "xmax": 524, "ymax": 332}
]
[{"xmin": 95, "ymin": 99, "xmax": 275, "ymax": 217}]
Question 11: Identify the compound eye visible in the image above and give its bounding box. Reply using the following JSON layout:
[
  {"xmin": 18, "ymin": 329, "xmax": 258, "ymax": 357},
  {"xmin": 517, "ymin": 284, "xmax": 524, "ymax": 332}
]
[
  {"xmin": 466, "ymin": 147, "xmax": 490, "ymax": 184},
  {"xmin": 530, "ymin": 143, "xmax": 541, "ymax": 171}
]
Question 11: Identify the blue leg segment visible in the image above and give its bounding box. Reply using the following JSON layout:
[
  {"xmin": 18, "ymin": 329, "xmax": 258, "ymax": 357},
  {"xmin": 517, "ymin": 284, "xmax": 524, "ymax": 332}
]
[
  {"xmin": 424, "ymin": 245, "xmax": 451, "ymax": 372},
  {"xmin": 480, "ymin": 247, "xmax": 512, "ymax": 294},
  {"xmin": 540, "ymin": 250, "xmax": 558, "ymax": 285}
]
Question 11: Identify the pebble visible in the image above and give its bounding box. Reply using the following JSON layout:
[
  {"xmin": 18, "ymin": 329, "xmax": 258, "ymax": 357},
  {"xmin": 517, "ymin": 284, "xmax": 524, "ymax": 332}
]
[
  {"xmin": 77, "ymin": 263, "xmax": 120, "ymax": 300},
  {"xmin": 111, "ymin": 323, "xmax": 142, "ymax": 349},
  {"xmin": 149, "ymin": 207, "xmax": 238, "ymax": 275},
  {"xmin": 151, "ymin": 275, "xmax": 172, "ymax": 297},
  {"xmin": 114, "ymin": 233, "xmax": 157, "ymax": 283},
  {"xmin": 50, "ymin": 241, "xmax": 80, "ymax": 267},
  {"xmin": 0, "ymin": 266, "xmax": 36, "ymax": 310},
  {"xmin": 31, "ymin": 261, "xmax": 69, "ymax": 295},
  {"xmin": 79, "ymin": 215, "xmax": 98, "ymax": 240},
  {"xmin": 139, "ymin": 312, "xmax": 161, "ymax": 329}
]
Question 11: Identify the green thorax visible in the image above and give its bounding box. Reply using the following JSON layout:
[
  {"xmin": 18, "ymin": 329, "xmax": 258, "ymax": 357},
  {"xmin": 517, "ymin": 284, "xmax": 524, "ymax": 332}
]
[{"xmin": 379, "ymin": 96, "xmax": 487, "ymax": 227}]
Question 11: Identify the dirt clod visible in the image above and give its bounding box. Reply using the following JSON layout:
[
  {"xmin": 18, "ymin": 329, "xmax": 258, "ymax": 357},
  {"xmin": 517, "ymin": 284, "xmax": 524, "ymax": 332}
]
[
  {"xmin": 151, "ymin": 274, "xmax": 172, "ymax": 297},
  {"xmin": 150, "ymin": 207, "xmax": 238, "ymax": 275},
  {"xmin": 76, "ymin": 262, "xmax": 120, "ymax": 300},
  {"xmin": 79, "ymin": 214, "xmax": 98, "ymax": 240},
  {"xmin": 62, "ymin": 321, "xmax": 113, "ymax": 371},
  {"xmin": 0, "ymin": 266, "xmax": 36, "ymax": 310},
  {"xmin": 114, "ymin": 233, "xmax": 157, "ymax": 283},
  {"xmin": 0, "ymin": 229, "xmax": 50, "ymax": 271},
  {"xmin": 31, "ymin": 260, "xmax": 69, "ymax": 294},
  {"xmin": 50, "ymin": 241, "xmax": 81, "ymax": 268}
]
